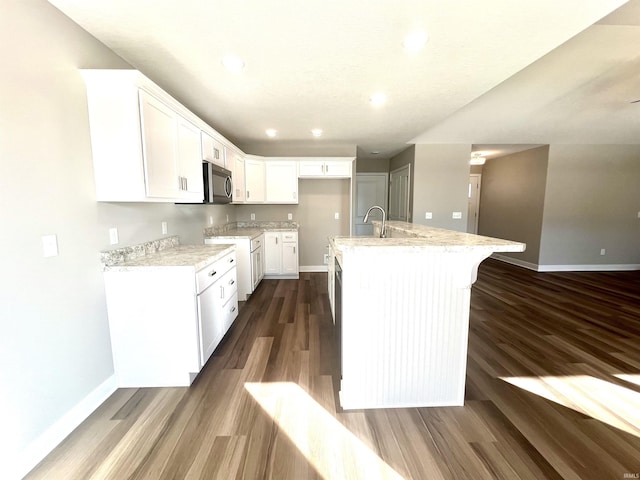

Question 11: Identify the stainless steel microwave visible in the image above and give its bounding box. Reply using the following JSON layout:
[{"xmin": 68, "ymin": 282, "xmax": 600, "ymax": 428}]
[{"xmin": 203, "ymin": 162, "xmax": 233, "ymax": 204}]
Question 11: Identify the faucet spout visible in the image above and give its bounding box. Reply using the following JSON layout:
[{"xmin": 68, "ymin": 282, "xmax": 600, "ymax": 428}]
[{"xmin": 363, "ymin": 205, "xmax": 387, "ymax": 238}]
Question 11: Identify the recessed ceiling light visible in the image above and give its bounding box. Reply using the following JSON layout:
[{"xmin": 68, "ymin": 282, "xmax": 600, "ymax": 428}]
[
  {"xmin": 311, "ymin": 129, "xmax": 323, "ymax": 137},
  {"xmin": 265, "ymin": 129, "xmax": 277, "ymax": 138},
  {"xmin": 369, "ymin": 93, "xmax": 387, "ymax": 107},
  {"xmin": 402, "ymin": 31, "xmax": 428, "ymax": 52},
  {"xmin": 221, "ymin": 54, "xmax": 245, "ymax": 72}
]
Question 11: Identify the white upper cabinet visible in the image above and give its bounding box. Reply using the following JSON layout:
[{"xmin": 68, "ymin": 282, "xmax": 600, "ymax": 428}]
[
  {"xmin": 82, "ymin": 69, "xmax": 206, "ymax": 202},
  {"xmin": 226, "ymin": 145, "xmax": 246, "ymax": 203},
  {"xmin": 298, "ymin": 158, "xmax": 353, "ymax": 178},
  {"xmin": 176, "ymin": 116, "xmax": 205, "ymax": 200},
  {"xmin": 139, "ymin": 90, "xmax": 179, "ymax": 198},
  {"xmin": 201, "ymin": 131, "xmax": 225, "ymax": 167},
  {"xmin": 244, "ymin": 157, "xmax": 265, "ymax": 203},
  {"xmin": 265, "ymin": 161, "xmax": 298, "ymax": 204}
]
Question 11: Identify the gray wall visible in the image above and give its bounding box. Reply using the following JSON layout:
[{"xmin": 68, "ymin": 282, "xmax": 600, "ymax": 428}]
[
  {"xmin": 0, "ymin": 1, "xmax": 235, "ymax": 474},
  {"xmin": 356, "ymin": 157, "xmax": 390, "ymax": 173},
  {"xmin": 236, "ymin": 179, "xmax": 351, "ymax": 267},
  {"xmin": 539, "ymin": 145, "xmax": 640, "ymax": 267},
  {"xmin": 478, "ymin": 146, "xmax": 549, "ymax": 265},
  {"xmin": 412, "ymin": 144, "xmax": 471, "ymax": 231}
]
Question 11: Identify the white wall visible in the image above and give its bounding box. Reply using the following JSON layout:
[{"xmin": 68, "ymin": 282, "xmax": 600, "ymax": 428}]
[
  {"xmin": 0, "ymin": 1, "xmax": 234, "ymax": 477},
  {"xmin": 539, "ymin": 144, "xmax": 640, "ymax": 267}
]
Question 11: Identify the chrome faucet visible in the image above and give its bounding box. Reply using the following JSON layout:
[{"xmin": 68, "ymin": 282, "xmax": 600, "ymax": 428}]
[{"xmin": 363, "ymin": 205, "xmax": 387, "ymax": 238}]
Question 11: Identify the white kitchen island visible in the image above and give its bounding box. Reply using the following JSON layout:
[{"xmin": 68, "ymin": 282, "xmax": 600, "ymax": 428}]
[{"xmin": 329, "ymin": 221, "xmax": 525, "ymax": 410}]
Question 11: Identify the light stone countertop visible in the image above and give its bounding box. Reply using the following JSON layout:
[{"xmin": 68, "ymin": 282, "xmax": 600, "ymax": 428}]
[
  {"xmin": 329, "ymin": 221, "xmax": 525, "ymax": 261},
  {"xmin": 206, "ymin": 228, "xmax": 265, "ymax": 240},
  {"xmin": 104, "ymin": 244, "xmax": 236, "ymax": 271}
]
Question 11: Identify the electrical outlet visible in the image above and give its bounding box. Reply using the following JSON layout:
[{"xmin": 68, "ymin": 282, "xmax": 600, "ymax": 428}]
[
  {"xmin": 109, "ymin": 227, "xmax": 119, "ymax": 245},
  {"xmin": 452, "ymin": 212, "xmax": 462, "ymax": 219},
  {"xmin": 251, "ymin": 213, "xmax": 255, "ymax": 220},
  {"xmin": 334, "ymin": 212, "xmax": 340, "ymax": 220},
  {"xmin": 425, "ymin": 212, "xmax": 433, "ymax": 219},
  {"xmin": 161, "ymin": 221, "xmax": 168, "ymax": 235},
  {"xmin": 288, "ymin": 213, "xmax": 293, "ymax": 220},
  {"xmin": 42, "ymin": 234, "xmax": 59, "ymax": 257},
  {"xmin": 600, "ymin": 248, "xmax": 606, "ymax": 256},
  {"xmin": 208, "ymin": 216, "xmax": 214, "ymax": 225},
  {"xmin": 226, "ymin": 214, "xmax": 229, "ymax": 222},
  {"xmin": 323, "ymin": 253, "xmax": 329, "ymax": 264},
  {"xmin": 637, "ymin": 211, "xmax": 640, "ymax": 219}
]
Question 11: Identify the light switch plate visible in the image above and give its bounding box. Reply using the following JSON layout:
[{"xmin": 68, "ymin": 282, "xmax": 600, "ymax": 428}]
[
  {"xmin": 109, "ymin": 227, "xmax": 119, "ymax": 245},
  {"xmin": 425, "ymin": 212, "xmax": 433, "ymax": 219},
  {"xmin": 334, "ymin": 212, "xmax": 340, "ymax": 220},
  {"xmin": 288, "ymin": 213, "xmax": 293, "ymax": 220},
  {"xmin": 600, "ymin": 248, "xmax": 606, "ymax": 255},
  {"xmin": 42, "ymin": 234, "xmax": 58, "ymax": 257},
  {"xmin": 251, "ymin": 213, "xmax": 255, "ymax": 220},
  {"xmin": 452, "ymin": 212, "xmax": 462, "ymax": 219},
  {"xmin": 161, "ymin": 221, "xmax": 168, "ymax": 235},
  {"xmin": 209, "ymin": 216, "xmax": 214, "ymax": 225}
]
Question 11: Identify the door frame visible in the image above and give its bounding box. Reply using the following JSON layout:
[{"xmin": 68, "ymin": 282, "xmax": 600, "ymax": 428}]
[
  {"xmin": 389, "ymin": 164, "xmax": 411, "ymax": 222},
  {"xmin": 468, "ymin": 174, "xmax": 482, "ymax": 234}
]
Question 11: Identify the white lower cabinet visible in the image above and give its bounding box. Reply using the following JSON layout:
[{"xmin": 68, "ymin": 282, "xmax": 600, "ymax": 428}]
[
  {"xmin": 103, "ymin": 250, "xmax": 237, "ymax": 387},
  {"xmin": 264, "ymin": 231, "xmax": 299, "ymax": 278},
  {"xmin": 205, "ymin": 234, "xmax": 265, "ymax": 300}
]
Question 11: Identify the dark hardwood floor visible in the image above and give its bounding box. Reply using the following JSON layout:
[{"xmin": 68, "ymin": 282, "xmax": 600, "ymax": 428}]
[{"xmin": 26, "ymin": 260, "xmax": 640, "ymax": 479}]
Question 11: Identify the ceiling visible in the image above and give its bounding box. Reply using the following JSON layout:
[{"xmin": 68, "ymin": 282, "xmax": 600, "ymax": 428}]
[{"xmin": 48, "ymin": 0, "xmax": 637, "ymax": 161}]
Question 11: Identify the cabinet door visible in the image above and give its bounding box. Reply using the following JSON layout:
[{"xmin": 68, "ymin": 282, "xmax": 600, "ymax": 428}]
[
  {"xmin": 265, "ymin": 161, "xmax": 298, "ymax": 203},
  {"xmin": 264, "ymin": 232, "xmax": 282, "ymax": 274},
  {"xmin": 298, "ymin": 160, "xmax": 325, "ymax": 177},
  {"xmin": 324, "ymin": 161, "xmax": 352, "ymax": 178},
  {"xmin": 228, "ymin": 148, "xmax": 246, "ymax": 203},
  {"xmin": 201, "ymin": 131, "xmax": 225, "ymax": 167},
  {"xmin": 139, "ymin": 90, "xmax": 179, "ymax": 198},
  {"xmin": 245, "ymin": 158, "xmax": 265, "ymax": 202},
  {"xmin": 177, "ymin": 117, "xmax": 204, "ymax": 200},
  {"xmin": 282, "ymin": 242, "xmax": 298, "ymax": 275},
  {"xmin": 198, "ymin": 283, "xmax": 225, "ymax": 367}
]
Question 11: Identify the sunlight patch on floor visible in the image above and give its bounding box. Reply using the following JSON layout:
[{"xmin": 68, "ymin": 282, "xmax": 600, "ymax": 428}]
[
  {"xmin": 244, "ymin": 382, "xmax": 404, "ymax": 480},
  {"xmin": 500, "ymin": 375, "xmax": 640, "ymax": 437},
  {"xmin": 614, "ymin": 374, "xmax": 640, "ymax": 387}
]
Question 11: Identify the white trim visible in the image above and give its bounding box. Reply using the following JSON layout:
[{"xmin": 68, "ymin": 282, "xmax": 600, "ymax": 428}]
[
  {"xmin": 491, "ymin": 253, "xmax": 538, "ymax": 271},
  {"xmin": 300, "ymin": 265, "xmax": 327, "ymax": 272},
  {"xmin": 14, "ymin": 375, "xmax": 117, "ymax": 480},
  {"xmin": 537, "ymin": 263, "xmax": 640, "ymax": 272},
  {"xmin": 491, "ymin": 254, "xmax": 640, "ymax": 272},
  {"xmin": 263, "ymin": 274, "xmax": 299, "ymax": 280}
]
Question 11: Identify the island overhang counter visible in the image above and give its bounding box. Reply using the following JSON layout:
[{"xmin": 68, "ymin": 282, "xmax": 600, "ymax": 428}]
[{"xmin": 328, "ymin": 221, "xmax": 525, "ymax": 410}]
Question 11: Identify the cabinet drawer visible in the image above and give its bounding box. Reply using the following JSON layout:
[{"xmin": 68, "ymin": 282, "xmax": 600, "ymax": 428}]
[
  {"xmin": 223, "ymin": 292, "xmax": 239, "ymax": 332},
  {"xmin": 282, "ymin": 232, "xmax": 297, "ymax": 242},
  {"xmin": 196, "ymin": 252, "xmax": 236, "ymax": 293},
  {"xmin": 250, "ymin": 235, "xmax": 263, "ymax": 252},
  {"xmin": 217, "ymin": 267, "xmax": 238, "ymax": 304}
]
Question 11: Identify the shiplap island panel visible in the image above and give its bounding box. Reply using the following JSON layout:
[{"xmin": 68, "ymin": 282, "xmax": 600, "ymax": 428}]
[{"xmin": 329, "ymin": 221, "xmax": 525, "ymax": 409}]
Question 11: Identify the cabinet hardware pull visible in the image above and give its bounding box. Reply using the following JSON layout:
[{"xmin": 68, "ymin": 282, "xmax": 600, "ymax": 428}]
[
  {"xmin": 221, "ymin": 286, "xmax": 224, "ymax": 298},
  {"xmin": 229, "ymin": 279, "xmax": 235, "ymax": 285},
  {"xmin": 247, "ymin": 190, "xmax": 250, "ymax": 199},
  {"xmin": 293, "ymin": 246, "xmax": 296, "ymax": 254},
  {"xmin": 229, "ymin": 258, "xmax": 234, "ymax": 263},
  {"xmin": 231, "ymin": 306, "xmax": 237, "ymax": 313},
  {"xmin": 184, "ymin": 177, "xmax": 187, "ymax": 191},
  {"xmin": 208, "ymin": 270, "xmax": 217, "ymax": 277},
  {"xmin": 276, "ymin": 237, "xmax": 278, "ymax": 245}
]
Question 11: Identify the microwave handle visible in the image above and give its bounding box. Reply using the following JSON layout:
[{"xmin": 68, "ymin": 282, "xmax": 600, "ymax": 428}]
[{"xmin": 224, "ymin": 176, "xmax": 233, "ymax": 198}]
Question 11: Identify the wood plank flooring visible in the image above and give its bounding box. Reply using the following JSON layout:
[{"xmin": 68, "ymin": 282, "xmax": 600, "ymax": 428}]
[{"xmin": 26, "ymin": 260, "xmax": 640, "ymax": 479}]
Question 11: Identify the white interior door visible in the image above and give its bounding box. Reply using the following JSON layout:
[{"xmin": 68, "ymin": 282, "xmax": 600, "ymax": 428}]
[
  {"xmin": 354, "ymin": 173, "xmax": 388, "ymax": 236},
  {"xmin": 467, "ymin": 174, "xmax": 481, "ymax": 234},
  {"xmin": 389, "ymin": 165, "xmax": 410, "ymax": 221}
]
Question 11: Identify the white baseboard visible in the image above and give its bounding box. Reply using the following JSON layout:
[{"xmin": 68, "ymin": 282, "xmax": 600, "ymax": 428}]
[
  {"xmin": 537, "ymin": 263, "xmax": 640, "ymax": 272},
  {"xmin": 13, "ymin": 374, "xmax": 117, "ymax": 480},
  {"xmin": 491, "ymin": 254, "xmax": 640, "ymax": 272},
  {"xmin": 491, "ymin": 254, "xmax": 539, "ymax": 271},
  {"xmin": 299, "ymin": 265, "xmax": 328, "ymax": 272}
]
